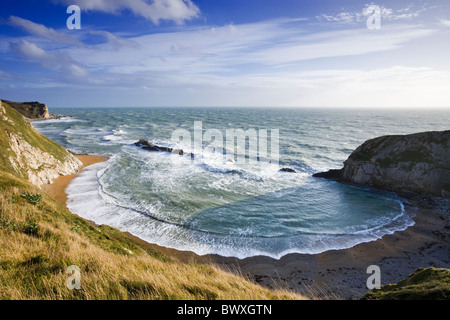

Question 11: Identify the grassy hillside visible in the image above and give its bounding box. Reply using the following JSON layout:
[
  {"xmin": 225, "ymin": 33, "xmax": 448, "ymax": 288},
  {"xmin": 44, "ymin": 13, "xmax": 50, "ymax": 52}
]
[
  {"xmin": 0, "ymin": 101, "xmax": 305, "ymax": 300},
  {"xmin": 362, "ymin": 268, "xmax": 450, "ymax": 300},
  {"xmin": 0, "ymin": 174, "xmax": 304, "ymax": 299}
]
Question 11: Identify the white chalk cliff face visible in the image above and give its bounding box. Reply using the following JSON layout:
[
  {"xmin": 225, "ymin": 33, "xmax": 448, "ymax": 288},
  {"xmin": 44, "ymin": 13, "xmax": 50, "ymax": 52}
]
[
  {"xmin": 1, "ymin": 100, "xmax": 82, "ymax": 187},
  {"xmin": 314, "ymin": 131, "xmax": 450, "ymax": 198},
  {"xmin": 8, "ymin": 132, "xmax": 82, "ymax": 186}
]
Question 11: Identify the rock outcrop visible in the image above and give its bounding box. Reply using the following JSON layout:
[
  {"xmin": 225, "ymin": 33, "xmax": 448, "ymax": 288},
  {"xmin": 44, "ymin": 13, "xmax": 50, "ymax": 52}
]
[
  {"xmin": 313, "ymin": 131, "xmax": 450, "ymax": 198},
  {"xmin": 0, "ymin": 100, "xmax": 82, "ymax": 186},
  {"xmin": 8, "ymin": 131, "xmax": 82, "ymax": 186},
  {"xmin": 135, "ymin": 139, "xmax": 195, "ymax": 158},
  {"xmin": 279, "ymin": 167, "xmax": 297, "ymax": 173},
  {"xmin": 2, "ymin": 99, "xmax": 56, "ymax": 120}
]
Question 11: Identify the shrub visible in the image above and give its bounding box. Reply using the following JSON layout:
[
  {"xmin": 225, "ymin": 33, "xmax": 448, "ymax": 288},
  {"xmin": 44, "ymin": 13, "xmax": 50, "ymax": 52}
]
[
  {"xmin": 21, "ymin": 193, "xmax": 42, "ymax": 205},
  {"xmin": 23, "ymin": 221, "xmax": 39, "ymax": 235}
]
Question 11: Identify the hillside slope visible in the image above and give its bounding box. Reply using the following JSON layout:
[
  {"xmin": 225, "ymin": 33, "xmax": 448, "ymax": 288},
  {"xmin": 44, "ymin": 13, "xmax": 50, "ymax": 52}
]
[{"xmin": 362, "ymin": 268, "xmax": 450, "ymax": 300}]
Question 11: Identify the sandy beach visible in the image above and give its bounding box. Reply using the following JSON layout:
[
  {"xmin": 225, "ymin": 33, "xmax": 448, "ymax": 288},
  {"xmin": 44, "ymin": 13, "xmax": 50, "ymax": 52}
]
[
  {"xmin": 43, "ymin": 156, "xmax": 450, "ymax": 299},
  {"xmin": 41, "ymin": 154, "xmax": 106, "ymax": 205}
]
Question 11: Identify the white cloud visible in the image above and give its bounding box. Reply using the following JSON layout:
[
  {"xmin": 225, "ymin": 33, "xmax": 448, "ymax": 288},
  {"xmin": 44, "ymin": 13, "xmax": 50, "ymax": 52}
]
[
  {"xmin": 89, "ymin": 30, "xmax": 141, "ymax": 50},
  {"xmin": 317, "ymin": 4, "xmax": 428, "ymax": 24},
  {"xmin": 8, "ymin": 16, "xmax": 84, "ymax": 46},
  {"xmin": 11, "ymin": 39, "xmax": 52, "ymax": 61},
  {"xmin": 244, "ymin": 25, "xmax": 435, "ymax": 66},
  {"xmin": 35, "ymin": 18, "xmax": 437, "ymax": 90},
  {"xmin": 54, "ymin": 0, "xmax": 200, "ymax": 24},
  {"xmin": 439, "ymin": 19, "xmax": 450, "ymax": 27},
  {"xmin": 10, "ymin": 39, "xmax": 88, "ymax": 78},
  {"xmin": 6, "ymin": 14, "xmax": 449, "ymax": 107}
]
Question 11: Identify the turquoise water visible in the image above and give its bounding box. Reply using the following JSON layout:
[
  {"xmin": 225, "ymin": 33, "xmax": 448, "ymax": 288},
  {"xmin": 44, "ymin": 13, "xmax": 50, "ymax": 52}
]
[{"xmin": 33, "ymin": 107, "xmax": 450, "ymax": 258}]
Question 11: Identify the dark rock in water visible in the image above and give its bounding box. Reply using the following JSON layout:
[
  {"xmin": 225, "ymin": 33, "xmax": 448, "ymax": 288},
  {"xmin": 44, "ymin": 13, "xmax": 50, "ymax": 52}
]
[
  {"xmin": 313, "ymin": 130, "xmax": 450, "ymax": 198},
  {"xmin": 279, "ymin": 168, "xmax": 297, "ymax": 173},
  {"xmin": 135, "ymin": 139, "xmax": 194, "ymax": 159},
  {"xmin": 313, "ymin": 169, "xmax": 342, "ymax": 179}
]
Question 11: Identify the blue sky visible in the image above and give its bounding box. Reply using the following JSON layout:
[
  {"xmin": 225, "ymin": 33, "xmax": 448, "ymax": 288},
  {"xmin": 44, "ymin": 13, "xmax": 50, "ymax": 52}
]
[{"xmin": 0, "ymin": 0, "xmax": 449, "ymax": 108}]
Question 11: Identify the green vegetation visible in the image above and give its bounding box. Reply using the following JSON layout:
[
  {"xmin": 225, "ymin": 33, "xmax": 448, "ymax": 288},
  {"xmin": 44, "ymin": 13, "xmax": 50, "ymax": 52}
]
[
  {"xmin": 0, "ymin": 217, "xmax": 39, "ymax": 235},
  {"xmin": 362, "ymin": 268, "xmax": 450, "ymax": 300},
  {"xmin": 0, "ymin": 174, "xmax": 303, "ymax": 299},
  {"xmin": 442, "ymin": 183, "xmax": 450, "ymax": 192},
  {"xmin": 20, "ymin": 193, "xmax": 42, "ymax": 205},
  {"xmin": 349, "ymin": 136, "xmax": 390, "ymax": 162},
  {"xmin": 396, "ymin": 149, "xmax": 430, "ymax": 163},
  {"xmin": 2, "ymin": 100, "xmax": 50, "ymax": 119},
  {"xmin": 375, "ymin": 149, "xmax": 431, "ymax": 169},
  {"xmin": 349, "ymin": 133, "xmax": 446, "ymax": 168}
]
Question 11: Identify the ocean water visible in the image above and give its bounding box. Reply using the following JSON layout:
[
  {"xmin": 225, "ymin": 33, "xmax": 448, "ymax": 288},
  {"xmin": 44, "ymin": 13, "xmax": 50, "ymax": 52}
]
[{"xmin": 33, "ymin": 107, "xmax": 450, "ymax": 259}]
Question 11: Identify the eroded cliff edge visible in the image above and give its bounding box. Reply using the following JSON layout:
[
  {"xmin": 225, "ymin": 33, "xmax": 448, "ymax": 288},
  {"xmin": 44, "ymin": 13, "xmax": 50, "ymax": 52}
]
[
  {"xmin": 314, "ymin": 130, "xmax": 450, "ymax": 198},
  {"xmin": 0, "ymin": 99, "xmax": 82, "ymax": 186},
  {"xmin": 1, "ymin": 99, "xmax": 56, "ymax": 120}
]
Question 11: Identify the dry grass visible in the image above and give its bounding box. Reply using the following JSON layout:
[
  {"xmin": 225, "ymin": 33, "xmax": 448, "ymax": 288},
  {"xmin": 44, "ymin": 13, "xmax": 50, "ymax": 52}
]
[{"xmin": 0, "ymin": 172, "xmax": 307, "ymax": 300}]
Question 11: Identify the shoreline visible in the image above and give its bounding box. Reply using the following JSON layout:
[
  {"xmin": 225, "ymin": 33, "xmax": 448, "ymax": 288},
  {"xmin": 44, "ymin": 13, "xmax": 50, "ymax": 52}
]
[
  {"xmin": 43, "ymin": 156, "xmax": 450, "ymax": 299},
  {"xmin": 41, "ymin": 154, "xmax": 106, "ymax": 205},
  {"xmin": 143, "ymin": 196, "xmax": 449, "ymax": 299}
]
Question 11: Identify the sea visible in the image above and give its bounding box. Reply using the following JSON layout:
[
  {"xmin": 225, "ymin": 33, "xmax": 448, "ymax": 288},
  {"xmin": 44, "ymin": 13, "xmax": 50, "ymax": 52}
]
[{"xmin": 32, "ymin": 107, "xmax": 450, "ymax": 259}]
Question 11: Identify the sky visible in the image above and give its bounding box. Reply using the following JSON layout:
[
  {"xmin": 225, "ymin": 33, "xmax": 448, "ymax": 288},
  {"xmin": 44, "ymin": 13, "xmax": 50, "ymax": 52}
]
[{"xmin": 0, "ymin": 0, "xmax": 449, "ymax": 108}]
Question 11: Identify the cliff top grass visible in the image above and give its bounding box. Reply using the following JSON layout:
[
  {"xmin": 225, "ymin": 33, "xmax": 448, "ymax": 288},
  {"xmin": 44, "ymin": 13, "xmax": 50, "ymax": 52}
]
[
  {"xmin": 1, "ymin": 100, "xmax": 49, "ymax": 120},
  {"xmin": 362, "ymin": 268, "xmax": 450, "ymax": 300},
  {"xmin": 348, "ymin": 131, "xmax": 450, "ymax": 166},
  {"xmin": 0, "ymin": 172, "xmax": 306, "ymax": 300}
]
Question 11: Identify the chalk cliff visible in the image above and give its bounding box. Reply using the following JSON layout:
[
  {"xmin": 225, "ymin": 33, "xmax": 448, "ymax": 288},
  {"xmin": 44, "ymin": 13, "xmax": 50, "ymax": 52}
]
[{"xmin": 0, "ymin": 100, "xmax": 82, "ymax": 186}]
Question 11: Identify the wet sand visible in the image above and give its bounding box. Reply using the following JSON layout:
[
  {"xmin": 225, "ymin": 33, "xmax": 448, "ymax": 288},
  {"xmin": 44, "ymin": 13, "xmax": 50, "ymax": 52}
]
[
  {"xmin": 42, "ymin": 158, "xmax": 450, "ymax": 299},
  {"xmin": 41, "ymin": 154, "xmax": 106, "ymax": 205}
]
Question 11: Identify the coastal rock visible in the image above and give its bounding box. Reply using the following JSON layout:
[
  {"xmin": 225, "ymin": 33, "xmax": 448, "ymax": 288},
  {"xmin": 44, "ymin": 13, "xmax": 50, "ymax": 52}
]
[
  {"xmin": 313, "ymin": 131, "xmax": 450, "ymax": 198},
  {"xmin": 312, "ymin": 169, "xmax": 341, "ymax": 179},
  {"xmin": 2, "ymin": 99, "xmax": 55, "ymax": 120},
  {"xmin": 279, "ymin": 167, "xmax": 297, "ymax": 173},
  {"xmin": 1, "ymin": 100, "xmax": 82, "ymax": 186},
  {"xmin": 8, "ymin": 132, "xmax": 82, "ymax": 186},
  {"xmin": 135, "ymin": 139, "xmax": 194, "ymax": 158}
]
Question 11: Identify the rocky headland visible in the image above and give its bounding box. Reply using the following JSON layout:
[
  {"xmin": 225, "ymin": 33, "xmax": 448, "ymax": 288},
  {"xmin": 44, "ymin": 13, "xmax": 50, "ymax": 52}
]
[
  {"xmin": 313, "ymin": 130, "xmax": 450, "ymax": 199},
  {"xmin": 1, "ymin": 99, "xmax": 61, "ymax": 120}
]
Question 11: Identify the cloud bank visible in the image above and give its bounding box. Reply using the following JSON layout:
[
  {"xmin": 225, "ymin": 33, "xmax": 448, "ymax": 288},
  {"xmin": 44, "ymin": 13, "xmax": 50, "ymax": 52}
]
[
  {"xmin": 3, "ymin": 1, "xmax": 449, "ymax": 107},
  {"xmin": 9, "ymin": 16, "xmax": 84, "ymax": 46},
  {"xmin": 54, "ymin": 0, "xmax": 200, "ymax": 24}
]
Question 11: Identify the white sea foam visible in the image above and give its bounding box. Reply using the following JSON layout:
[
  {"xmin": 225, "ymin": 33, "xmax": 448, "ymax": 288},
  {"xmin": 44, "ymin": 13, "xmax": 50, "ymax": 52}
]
[
  {"xmin": 65, "ymin": 155, "xmax": 415, "ymax": 259},
  {"xmin": 32, "ymin": 117, "xmax": 85, "ymax": 124},
  {"xmin": 36, "ymin": 107, "xmax": 447, "ymax": 259}
]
